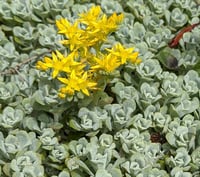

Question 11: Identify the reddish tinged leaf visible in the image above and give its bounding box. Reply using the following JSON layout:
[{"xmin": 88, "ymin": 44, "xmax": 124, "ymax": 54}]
[{"xmin": 169, "ymin": 22, "xmax": 200, "ymax": 48}]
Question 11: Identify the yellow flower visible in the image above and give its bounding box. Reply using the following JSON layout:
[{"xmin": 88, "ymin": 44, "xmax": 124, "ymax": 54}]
[
  {"xmin": 78, "ymin": 6, "xmax": 124, "ymax": 47},
  {"xmin": 58, "ymin": 70, "xmax": 97, "ymax": 97},
  {"xmin": 106, "ymin": 43, "xmax": 141, "ymax": 64},
  {"xmin": 36, "ymin": 50, "xmax": 84, "ymax": 78},
  {"xmin": 78, "ymin": 6, "xmax": 101, "ymax": 26},
  {"xmin": 56, "ymin": 19, "xmax": 85, "ymax": 51},
  {"xmin": 36, "ymin": 61, "xmax": 49, "ymax": 71},
  {"xmin": 91, "ymin": 53, "xmax": 121, "ymax": 73},
  {"xmin": 108, "ymin": 13, "xmax": 124, "ymax": 27}
]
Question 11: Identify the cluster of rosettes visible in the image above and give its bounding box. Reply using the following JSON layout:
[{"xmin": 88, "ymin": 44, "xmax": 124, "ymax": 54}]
[{"xmin": 36, "ymin": 6, "xmax": 141, "ymax": 98}]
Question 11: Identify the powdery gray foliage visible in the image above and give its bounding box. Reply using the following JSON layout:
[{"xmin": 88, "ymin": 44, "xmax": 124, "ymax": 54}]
[{"xmin": 0, "ymin": 0, "xmax": 200, "ymax": 176}]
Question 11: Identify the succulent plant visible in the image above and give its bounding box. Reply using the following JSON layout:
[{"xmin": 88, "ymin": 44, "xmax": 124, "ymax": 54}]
[{"xmin": 0, "ymin": 1, "xmax": 200, "ymax": 176}]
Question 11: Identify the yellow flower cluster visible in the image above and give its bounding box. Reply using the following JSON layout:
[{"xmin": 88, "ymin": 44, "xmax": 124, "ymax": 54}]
[{"xmin": 36, "ymin": 6, "xmax": 141, "ymax": 98}]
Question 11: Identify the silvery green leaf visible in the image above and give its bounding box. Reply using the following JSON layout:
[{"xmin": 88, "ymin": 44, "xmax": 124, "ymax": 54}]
[
  {"xmin": 148, "ymin": 0, "xmax": 172, "ymax": 16},
  {"xmin": 13, "ymin": 22, "xmax": 34, "ymax": 43},
  {"xmin": 164, "ymin": 9, "xmax": 171, "ymax": 24},
  {"xmin": 71, "ymin": 4, "xmax": 90, "ymax": 18},
  {"xmin": 10, "ymin": 151, "xmax": 44, "ymax": 177},
  {"xmin": 190, "ymin": 25, "xmax": 200, "ymax": 43},
  {"xmin": 0, "ymin": 133, "xmax": 9, "ymax": 159},
  {"xmin": 65, "ymin": 157, "xmax": 79, "ymax": 171},
  {"xmin": 156, "ymin": 27, "xmax": 173, "ymax": 41},
  {"xmin": 33, "ymin": 90, "xmax": 45, "ymax": 105},
  {"xmin": 68, "ymin": 138, "xmax": 89, "ymax": 156},
  {"xmin": 0, "ymin": 106, "xmax": 24, "ymax": 129},
  {"xmin": 12, "ymin": 77, "xmax": 29, "ymax": 92},
  {"xmin": 49, "ymin": 144, "xmax": 69, "ymax": 163},
  {"xmin": 166, "ymin": 125, "xmax": 191, "ymax": 148},
  {"xmin": 182, "ymin": 31, "xmax": 191, "ymax": 44},
  {"xmin": 33, "ymin": 85, "xmax": 59, "ymax": 110},
  {"xmin": 86, "ymin": 136, "xmax": 99, "ymax": 154},
  {"xmin": 122, "ymin": 65, "xmax": 139, "ymax": 86},
  {"xmin": 0, "ymin": 42, "xmax": 19, "ymax": 61},
  {"xmin": 143, "ymin": 15, "xmax": 164, "ymax": 31},
  {"xmin": 179, "ymin": 50, "xmax": 199, "ymax": 68},
  {"xmin": 69, "ymin": 119, "xmax": 82, "ymax": 131},
  {"xmin": 122, "ymin": 13, "xmax": 135, "ymax": 28},
  {"xmin": 11, "ymin": 0, "xmax": 32, "ymax": 21},
  {"xmin": 17, "ymin": 165, "xmax": 44, "ymax": 177},
  {"xmin": 123, "ymin": 71, "xmax": 134, "ymax": 84},
  {"xmin": 95, "ymin": 169, "xmax": 112, "ymax": 177},
  {"xmin": 0, "ymin": 58, "xmax": 9, "ymax": 72},
  {"xmin": 111, "ymin": 82, "xmax": 139, "ymax": 104},
  {"xmin": 145, "ymin": 31, "xmax": 167, "ymax": 51},
  {"xmin": 132, "ymin": 114, "xmax": 152, "ymax": 131},
  {"xmin": 77, "ymin": 107, "xmax": 103, "ymax": 131},
  {"xmin": 144, "ymin": 143, "xmax": 161, "ymax": 160},
  {"xmin": 121, "ymin": 153, "xmax": 147, "ymax": 176},
  {"xmin": 48, "ymin": 0, "xmax": 73, "ymax": 11},
  {"xmin": 135, "ymin": 42, "xmax": 155, "ymax": 60},
  {"xmin": 31, "ymin": 13, "xmax": 43, "ymax": 22},
  {"xmin": 191, "ymin": 147, "xmax": 200, "ymax": 167},
  {"xmin": 58, "ymin": 170, "xmax": 70, "ymax": 177},
  {"xmin": 168, "ymin": 117, "xmax": 181, "ymax": 131},
  {"xmin": 99, "ymin": 134, "xmax": 115, "ymax": 150},
  {"xmin": 165, "ymin": 132, "xmax": 177, "ymax": 147},
  {"xmin": 153, "ymin": 112, "xmax": 171, "ymax": 129},
  {"xmin": 37, "ymin": 24, "xmax": 63, "ymax": 48},
  {"xmin": 170, "ymin": 8, "xmax": 188, "ymax": 27},
  {"xmin": 183, "ymin": 70, "xmax": 200, "ymax": 87},
  {"xmin": 144, "ymin": 105, "xmax": 157, "ymax": 120},
  {"xmin": 170, "ymin": 167, "xmax": 192, "ymax": 177},
  {"xmin": 0, "ymin": 30, "xmax": 9, "ymax": 45},
  {"xmin": 106, "ymin": 166, "xmax": 123, "ymax": 177},
  {"xmin": 175, "ymin": 0, "xmax": 192, "ymax": 9},
  {"xmin": 79, "ymin": 91, "xmax": 113, "ymax": 108},
  {"xmin": 140, "ymin": 82, "xmax": 162, "ymax": 105},
  {"xmin": 170, "ymin": 97, "xmax": 199, "ymax": 117},
  {"xmin": 39, "ymin": 128, "xmax": 58, "ymax": 150},
  {"xmin": 115, "ymin": 24, "xmax": 130, "ymax": 44},
  {"xmin": 114, "ymin": 128, "xmax": 141, "ymax": 153},
  {"xmin": 137, "ymin": 167, "xmax": 169, "ymax": 177},
  {"xmin": 0, "ymin": 2, "xmax": 13, "ymax": 21},
  {"xmin": 75, "ymin": 158, "xmax": 94, "ymax": 176},
  {"xmin": 123, "ymin": 99, "xmax": 136, "ymax": 115},
  {"xmin": 60, "ymin": 8, "xmax": 74, "ymax": 21},
  {"xmin": 22, "ymin": 116, "xmax": 41, "ymax": 132},
  {"xmin": 19, "ymin": 97, "xmax": 34, "ymax": 114},
  {"xmin": 136, "ymin": 59, "xmax": 162, "ymax": 81},
  {"xmin": 161, "ymin": 79, "xmax": 183, "ymax": 98},
  {"xmin": 105, "ymin": 101, "xmax": 135, "ymax": 130},
  {"xmin": 170, "ymin": 147, "xmax": 191, "ymax": 168},
  {"xmin": 129, "ymin": 22, "xmax": 146, "ymax": 43},
  {"xmin": 90, "ymin": 152, "xmax": 109, "ymax": 169},
  {"xmin": 183, "ymin": 70, "xmax": 200, "ymax": 95},
  {"xmin": 31, "ymin": 0, "xmax": 50, "ymax": 19},
  {"xmin": 127, "ymin": 1, "xmax": 151, "ymax": 21},
  {"xmin": 179, "ymin": 26, "xmax": 200, "ymax": 51},
  {"xmin": 189, "ymin": 2, "xmax": 200, "ymax": 16},
  {"xmin": 158, "ymin": 71, "xmax": 178, "ymax": 81},
  {"xmin": 70, "ymin": 170, "xmax": 84, "ymax": 177},
  {"xmin": 131, "ymin": 139, "xmax": 147, "ymax": 154},
  {"xmin": 66, "ymin": 156, "xmax": 94, "ymax": 176},
  {"xmin": 181, "ymin": 114, "xmax": 197, "ymax": 132},
  {"xmin": 101, "ymin": 0, "xmax": 123, "ymax": 14},
  {"xmin": 2, "ymin": 130, "xmax": 32, "ymax": 158},
  {"xmin": 27, "ymin": 132, "xmax": 41, "ymax": 152}
]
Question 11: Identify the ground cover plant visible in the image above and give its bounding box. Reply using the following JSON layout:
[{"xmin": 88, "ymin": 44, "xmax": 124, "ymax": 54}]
[{"xmin": 0, "ymin": 0, "xmax": 200, "ymax": 176}]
